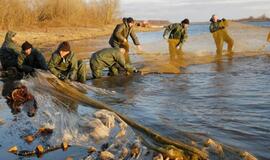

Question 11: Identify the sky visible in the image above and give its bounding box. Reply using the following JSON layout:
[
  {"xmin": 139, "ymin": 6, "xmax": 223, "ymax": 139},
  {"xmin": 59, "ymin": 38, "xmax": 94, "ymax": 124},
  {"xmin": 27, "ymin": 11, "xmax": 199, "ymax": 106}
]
[{"xmin": 120, "ymin": 0, "xmax": 270, "ymax": 22}]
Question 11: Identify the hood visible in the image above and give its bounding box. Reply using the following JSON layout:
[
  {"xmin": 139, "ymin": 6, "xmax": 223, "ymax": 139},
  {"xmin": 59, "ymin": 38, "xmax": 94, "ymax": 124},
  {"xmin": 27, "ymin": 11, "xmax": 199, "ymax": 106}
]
[
  {"xmin": 2, "ymin": 31, "xmax": 16, "ymax": 48},
  {"xmin": 4, "ymin": 31, "xmax": 16, "ymax": 43}
]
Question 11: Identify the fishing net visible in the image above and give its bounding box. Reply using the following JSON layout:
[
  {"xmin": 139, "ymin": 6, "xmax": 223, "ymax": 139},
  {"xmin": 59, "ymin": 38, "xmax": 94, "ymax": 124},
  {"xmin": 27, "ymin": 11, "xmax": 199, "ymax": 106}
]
[{"xmin": 0, "ymin": 71, "xmax": 259, "ymax": 159}]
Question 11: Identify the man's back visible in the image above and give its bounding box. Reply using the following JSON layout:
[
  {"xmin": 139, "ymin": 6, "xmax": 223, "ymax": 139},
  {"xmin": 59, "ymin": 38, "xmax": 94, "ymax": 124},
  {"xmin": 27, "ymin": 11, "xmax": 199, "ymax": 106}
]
[{"xmin": 91, "ymin": 48, "xmax": 121, "ymax": 68}]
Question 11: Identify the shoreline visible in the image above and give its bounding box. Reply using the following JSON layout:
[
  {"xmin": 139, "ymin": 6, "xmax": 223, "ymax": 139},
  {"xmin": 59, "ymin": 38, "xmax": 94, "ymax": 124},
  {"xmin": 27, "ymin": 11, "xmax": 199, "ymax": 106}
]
[{"xmin": 0, "ymin": 25, "xmax": 161, "ymax": 60}]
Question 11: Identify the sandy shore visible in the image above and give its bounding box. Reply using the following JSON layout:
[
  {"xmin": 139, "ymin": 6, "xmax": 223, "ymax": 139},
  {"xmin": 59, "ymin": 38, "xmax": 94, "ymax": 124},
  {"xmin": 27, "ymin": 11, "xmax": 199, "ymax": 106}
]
[{"xmin": 0, "ymin": 25, "xmax": 161, "ymax": 59}]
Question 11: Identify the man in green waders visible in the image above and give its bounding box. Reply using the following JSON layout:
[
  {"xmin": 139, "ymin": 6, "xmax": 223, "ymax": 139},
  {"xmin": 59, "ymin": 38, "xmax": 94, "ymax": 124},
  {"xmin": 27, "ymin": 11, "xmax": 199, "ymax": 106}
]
[
  {"xmin": 90, "ymin": 47, "xmax": 138, "ymax": 79},
  {"xmin": 209, "ymin": 15, "xmax": 234, "ymax": 58},
  {"xmin": 48, "ymin": 41, "xmax": 87, "ymax": 83},
  {"xmin": 163, "ymin": 18, "xmax": 190, "ymax": 62},
  {"xmin": 109, "ymin": 17, "xmax": 141, "ymax": 64}
]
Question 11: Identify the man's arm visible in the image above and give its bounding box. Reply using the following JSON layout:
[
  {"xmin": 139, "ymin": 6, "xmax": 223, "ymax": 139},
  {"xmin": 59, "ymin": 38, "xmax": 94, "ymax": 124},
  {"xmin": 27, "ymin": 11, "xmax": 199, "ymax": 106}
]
[
  {"xmin": 115, "ymin": 51, "xmax": 135, "ymax": 73},
  {"xmin": 17, "ymin": 53, "xmax": 34, "ymax": 73},
  {"xmin": 48, "ymin": 53, "xmax": 62, "ymax": 77},
  {"xmin": 130, "ymin": 28, "xmax": 140, "ymax": 45},
  {"xmin": 35, "ymin": 50, "xmax": 48, "ymax": 70},
  {"xmin": 177, "ymin": 30, "xmax": 188, "ymax": 47},
  {"xmin": 67, "ymin": 53, "xmax": 78, "ymax": 81}
]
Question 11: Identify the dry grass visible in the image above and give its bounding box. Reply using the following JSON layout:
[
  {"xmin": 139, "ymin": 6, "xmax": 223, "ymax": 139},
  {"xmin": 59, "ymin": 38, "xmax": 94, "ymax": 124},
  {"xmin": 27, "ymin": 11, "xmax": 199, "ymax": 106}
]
[{"xmin": 0, "ymin": 0, "xmax": 119, "ymax": 30}]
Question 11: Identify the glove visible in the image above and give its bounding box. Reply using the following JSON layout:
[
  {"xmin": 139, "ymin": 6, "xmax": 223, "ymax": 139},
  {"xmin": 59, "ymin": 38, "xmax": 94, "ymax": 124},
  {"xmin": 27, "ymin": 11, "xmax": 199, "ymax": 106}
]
[
  {"xmin": 176, "ymin": 44, "xmax": 183, "ymax": 50},
  {"xmin": 219, "ymin": 26, "xmax": 225, "ymax": 30},
  {"xmin": 133, "ymin": 69, "xmax": 140, "ymax": 73},
  {"xmin": 58, "ymin": 74, "xmax": 66, "ymax": 80}
]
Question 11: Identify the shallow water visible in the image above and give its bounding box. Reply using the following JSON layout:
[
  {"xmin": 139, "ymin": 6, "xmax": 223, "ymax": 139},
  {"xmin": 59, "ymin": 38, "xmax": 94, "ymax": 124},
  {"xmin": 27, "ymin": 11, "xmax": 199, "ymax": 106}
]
[{"xmin": 89, "ymin": 55, "xmax": 270, "ymax": 159}]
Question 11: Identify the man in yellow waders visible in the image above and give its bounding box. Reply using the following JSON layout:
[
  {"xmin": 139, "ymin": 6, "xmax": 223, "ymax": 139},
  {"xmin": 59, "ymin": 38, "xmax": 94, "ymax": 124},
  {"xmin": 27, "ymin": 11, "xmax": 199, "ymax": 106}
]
[
  {"xmin": 209, "ymin": 15, "xmax": 234, "ymax": 58},
  {"xmin": 163, "ymin": 19, "xmax": 190, "ymax": 62},
  {"xmin": 267, "ymin": 32, "xmax": 270, "ymax": 42}
]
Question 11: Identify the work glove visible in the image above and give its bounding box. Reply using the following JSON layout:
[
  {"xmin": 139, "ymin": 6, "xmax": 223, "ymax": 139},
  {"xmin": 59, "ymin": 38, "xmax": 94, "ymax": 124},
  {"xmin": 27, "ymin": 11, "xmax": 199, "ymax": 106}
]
[{"xmin": 58, "ymin": 73, "xmax": 66, "ymax": 81}]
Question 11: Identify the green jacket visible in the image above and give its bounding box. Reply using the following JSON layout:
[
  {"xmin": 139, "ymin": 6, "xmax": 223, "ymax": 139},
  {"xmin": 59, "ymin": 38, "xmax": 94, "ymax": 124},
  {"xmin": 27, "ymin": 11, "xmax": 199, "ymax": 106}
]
[
  {"xmin": 0, "ymin": 31, "xmax": 20, "ymax": 69},
  {"xmin": 209, "ymin": 19, "xmax": 227, "ymax": 33},
  {"xmin": 18, "ymin": 48, "xmax": 48, "ymax": 73},
  {"xmin": 109, "ymin": 18, "xmax": 140, "ymax": 47},
  {"xmin": 163, "ymin": 23, "xmax": 188, "ymax": 45},
  {"xmin": 48, "ymin": 51, "xmax": 78, "ymax": 80},
  {"xmin": 90, "ymin": 48, "xmax": 135, "ymax": 72}
]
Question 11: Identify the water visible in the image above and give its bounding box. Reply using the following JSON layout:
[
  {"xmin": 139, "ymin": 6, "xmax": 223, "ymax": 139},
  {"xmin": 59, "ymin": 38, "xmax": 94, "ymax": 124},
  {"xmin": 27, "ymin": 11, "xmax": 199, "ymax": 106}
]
[
  {"xmin": 245, "ymin": 21, "xmax": 270, "ymax": 27},
  {"xmin": 89, "ymin": 55, "xmax": 270, "ymax": 159},
  {"xmin": 137, "ymin": 21, "xmax": 270, "ymax": 45},
  {"xmin": 89, "ymin": 21, "xmax": 270, "ymax": 159},
  {"xmin": 0, "ymin": 22, "xmax": 269, "ymax": 159},
  {"xmin": 137, "ymin": 23, "xmax": 210, "ymax": 44}
]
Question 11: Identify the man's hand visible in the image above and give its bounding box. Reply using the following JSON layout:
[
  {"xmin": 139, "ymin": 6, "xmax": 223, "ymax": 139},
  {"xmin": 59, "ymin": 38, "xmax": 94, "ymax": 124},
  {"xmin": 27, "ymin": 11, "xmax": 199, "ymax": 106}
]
[
  {"xmin": 58, "ymin": 74, "xmax": 66, "ymax": 81},
  {"xmin": 133, "ymin": 69, "xmax": 140, "ymax": 73},
  {"xmin": 136, "ymin": 45, "xmax": 142, "ymax": 51},
  {"xmin": 219, "ymin": 26, "xmax": 225, "ymax": 30},
  {"xmin": 123, "ymin": 39, "xmax": 127, "ymax": 43},
  {"xmin": 176, "ymin": 44, "xmax": 182, "ymax": 50}
]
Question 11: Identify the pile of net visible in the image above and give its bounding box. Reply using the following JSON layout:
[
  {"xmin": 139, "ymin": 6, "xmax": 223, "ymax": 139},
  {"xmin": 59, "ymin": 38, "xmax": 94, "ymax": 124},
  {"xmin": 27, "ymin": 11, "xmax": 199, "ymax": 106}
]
[{"xmin": 0, "ymin": 71, "xmax": 259, "ymax": 159}]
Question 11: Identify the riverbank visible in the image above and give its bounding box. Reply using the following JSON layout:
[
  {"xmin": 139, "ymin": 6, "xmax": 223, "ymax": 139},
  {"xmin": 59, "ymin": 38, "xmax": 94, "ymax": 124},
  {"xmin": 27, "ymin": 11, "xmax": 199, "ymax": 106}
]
[{"xmin": 0, "ymin": 25, "xmax": 161, "ymax": 59}]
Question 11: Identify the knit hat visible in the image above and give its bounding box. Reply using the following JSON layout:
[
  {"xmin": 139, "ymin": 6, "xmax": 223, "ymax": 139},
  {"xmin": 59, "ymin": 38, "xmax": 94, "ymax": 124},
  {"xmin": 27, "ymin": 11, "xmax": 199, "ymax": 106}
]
[
  {"xmin": 58, "ymin": 41, "xmax": 70, "ymax": 52},
  {"xmin": 21, "ymin": 41, "xmax": 33, "ymax": 51},
  {"xmin": 181, "ymin": 18, "xmax": 190, "ymax": 25}
]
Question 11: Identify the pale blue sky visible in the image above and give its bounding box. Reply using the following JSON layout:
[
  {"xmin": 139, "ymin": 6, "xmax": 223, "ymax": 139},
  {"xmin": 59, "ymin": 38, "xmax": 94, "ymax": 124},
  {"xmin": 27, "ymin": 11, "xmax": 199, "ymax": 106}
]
[{"xmin": 120, "ymin": 0, "xmax": 270, "ymax": 22}]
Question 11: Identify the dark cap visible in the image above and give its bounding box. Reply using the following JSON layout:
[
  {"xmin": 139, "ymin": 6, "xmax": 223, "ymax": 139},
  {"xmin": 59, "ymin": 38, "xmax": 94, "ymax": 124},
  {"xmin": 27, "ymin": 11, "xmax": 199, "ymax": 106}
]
[
  {"xmin": 21, "ymin": 41, "xmax": 33, "ymax": 51},
  {"xmin": 127, "ymin": 17, "xmax": 135, "ymax": 24},
  {"xmin": 181, "ymin": 18, "xmax": 190, "ymax": 25},
  {"xmin": 58, "ymin": 41, "xmax": 70, "ymax": 52},
  {"xmin": 210, "ymin": 14, "xmax": 216, "ymax": 22}
]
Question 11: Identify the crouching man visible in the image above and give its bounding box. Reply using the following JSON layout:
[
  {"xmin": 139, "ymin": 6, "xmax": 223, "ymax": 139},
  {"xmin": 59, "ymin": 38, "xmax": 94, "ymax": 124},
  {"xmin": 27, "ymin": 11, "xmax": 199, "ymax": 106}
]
[
  {"xmin": 48, "ymin": 41, "xmax": 87, "ymax": 83},
  {"xmin": 18, "ymin": 41, "xmax": 48, "ymax": 74},
  {"xmin": 90, "ymin": 47, "xmax": 138, "ymax": 79}
]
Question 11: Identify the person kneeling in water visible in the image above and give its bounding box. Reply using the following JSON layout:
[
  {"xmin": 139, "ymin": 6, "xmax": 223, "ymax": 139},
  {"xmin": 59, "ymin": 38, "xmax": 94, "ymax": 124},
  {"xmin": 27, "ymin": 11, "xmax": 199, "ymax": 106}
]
[
  {"xmin": 90, "ymin": 47, "xmax": 139, "ymax": 79},
  {"xmin": 48, "ymin": 41, "xmax": 88, "ymax": 83},
  {"xmin": 18, "ymin": 41, "xmax": 48, "ymax": 75}
]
